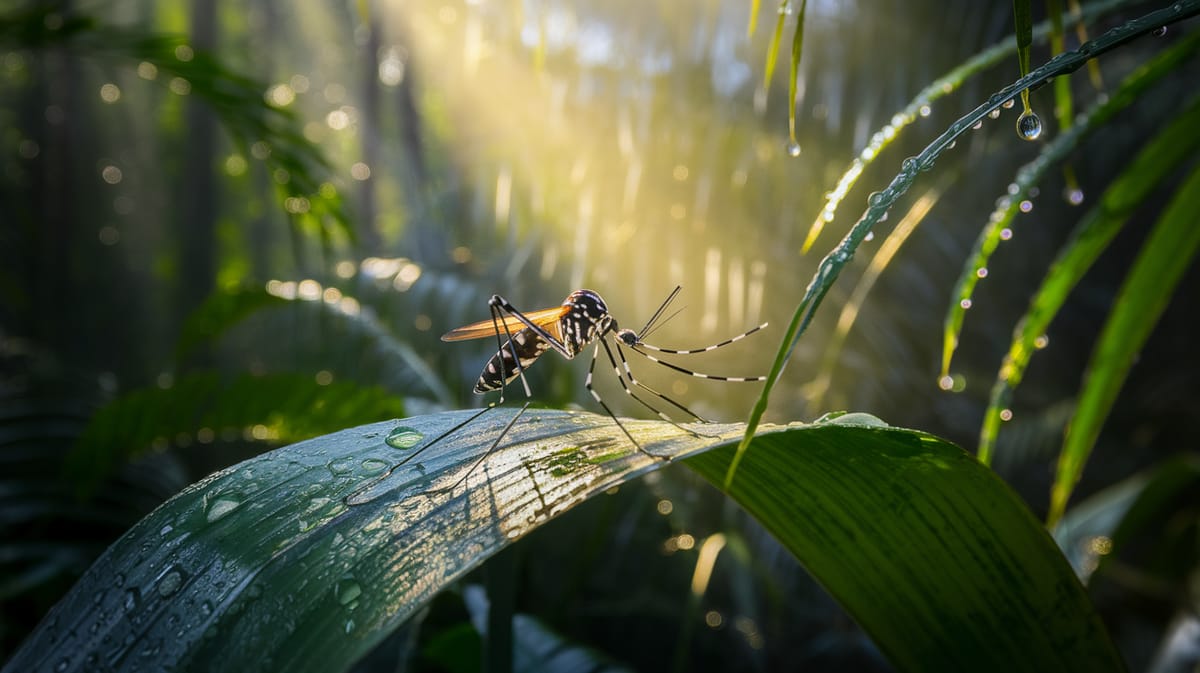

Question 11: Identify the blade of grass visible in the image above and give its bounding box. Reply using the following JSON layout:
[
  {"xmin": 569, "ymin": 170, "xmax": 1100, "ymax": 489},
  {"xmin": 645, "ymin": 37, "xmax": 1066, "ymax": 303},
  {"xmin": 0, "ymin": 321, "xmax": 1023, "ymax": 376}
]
[
  {"xmin": 802, "ymin": 0, "xmax": 1135, "ymax": 253},
  {"xmin": 747, "ymin": 0, "xmax": 761, "ymax": 38},
  {"xmin": 1012, "ymin": 0, "xmax": 1034, "ymax": 113},
  {"xmin": 730, "ymin": 0, "xmax": 1200, "ymax": 490},
  {"xmin": 760, "ymin": 0, "xmax": 789, "ymax": 104},
  {"xmin": 1048, "ymin": 162, "xmax": 1200, "ymax": 526},
  {"xmin": 786, "ymin": 0, "xmax": 808, "ymax": 153},
  {"xmin": 978, "ymin": 93, "xmax": 1200, "ymax": 464},
  {"xmin": 941, "ymin": 31, "xmax": 1200, "ymax": 381}
]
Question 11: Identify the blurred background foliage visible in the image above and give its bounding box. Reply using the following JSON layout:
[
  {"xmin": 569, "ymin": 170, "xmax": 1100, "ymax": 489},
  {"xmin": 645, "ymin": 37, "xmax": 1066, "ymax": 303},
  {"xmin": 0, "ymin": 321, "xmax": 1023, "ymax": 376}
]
[{"xmin": 1, "ymin": 0, "xmax": 1197, "ymax": 670}]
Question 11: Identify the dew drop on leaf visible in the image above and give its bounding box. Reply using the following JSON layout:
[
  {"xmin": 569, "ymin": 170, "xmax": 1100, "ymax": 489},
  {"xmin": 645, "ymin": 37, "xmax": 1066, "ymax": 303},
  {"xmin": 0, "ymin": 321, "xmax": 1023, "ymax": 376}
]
[
  {"xmin": 385, "ymin": 426, "xmax": 423, "ymax": 449},
  {"xmin": 206, "ymin": 496, "xmax": 241, "ymax": 523}
]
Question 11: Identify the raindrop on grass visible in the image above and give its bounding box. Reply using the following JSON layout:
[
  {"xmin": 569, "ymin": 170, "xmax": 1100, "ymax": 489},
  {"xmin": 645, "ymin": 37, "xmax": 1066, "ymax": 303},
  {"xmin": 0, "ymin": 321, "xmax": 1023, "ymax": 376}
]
[
  {"xmin": 385, "ymin": 426, "xmax": 423, "ymax": 450},
  {"xmin": 156, "ymin": 567, "xmax": 185, "ymax": 597},
  {"xmin": 1016, "ymin": 111, "xmax": 1042, "ymax": 141},
  {"xmin": 784, "ymin": 140, "xmax": 802, "ymax": 157},
  {"xmin": 206, "ymin": 496, "xmax": 241, "ymax": 523}
]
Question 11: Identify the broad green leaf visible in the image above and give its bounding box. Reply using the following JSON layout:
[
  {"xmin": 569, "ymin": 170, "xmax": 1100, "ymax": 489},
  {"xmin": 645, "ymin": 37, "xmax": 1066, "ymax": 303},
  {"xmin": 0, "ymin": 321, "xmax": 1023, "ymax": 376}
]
[
  {"xmin": 978, "ymin": 93, "xmax": 1200, "ymax": 463},
  {"xmin": 1049, "ymin": 163, "xmax": 1200, "ymax": 525},
  {"xmin": 7, "ymin": 411, "xmax": 1121, "ymax": 673},
  {"xmin": 688, "ymin": 415, "xmax": 1123, "ymax": 673}
]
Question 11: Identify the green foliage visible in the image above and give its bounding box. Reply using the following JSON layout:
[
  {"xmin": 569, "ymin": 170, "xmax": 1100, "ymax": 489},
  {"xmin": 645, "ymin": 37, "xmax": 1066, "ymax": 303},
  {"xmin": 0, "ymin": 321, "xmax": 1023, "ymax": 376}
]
[
  {"xmin": 66, "ymin": 372, "xmax": 405, "ymax": 491},
  {"xmin": 5, "ymin": 411, "xmax": 1121, "ymax": 673},
  {"xmin": 1050, "ymin": 163, "xmax": 1200, "ymax": 524},
  {"xmin": 977, "ymin": 92, "xmax": 1200, "ymax": 464},
  {"xmin": 0, "ymin": 3, "xmax": 352, "ymax": 245}
]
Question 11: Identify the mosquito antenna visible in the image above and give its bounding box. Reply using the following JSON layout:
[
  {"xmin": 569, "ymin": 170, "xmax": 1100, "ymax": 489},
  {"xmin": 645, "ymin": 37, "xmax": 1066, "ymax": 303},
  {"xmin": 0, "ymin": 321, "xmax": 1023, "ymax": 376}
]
[
  {"xmin": 636, "ymin": 286, "xmax": 681, "ymax": 338},
  {"xmin": 639, "ymin": 306, "xmax": 686, "ymax": 341}
]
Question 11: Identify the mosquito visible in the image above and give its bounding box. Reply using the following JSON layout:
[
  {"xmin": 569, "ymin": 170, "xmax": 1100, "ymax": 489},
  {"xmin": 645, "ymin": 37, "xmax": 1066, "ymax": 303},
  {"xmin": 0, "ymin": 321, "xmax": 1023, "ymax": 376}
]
[{"xmin": 385, "ymin": 287, "xmax": 767, "ymax": 492}]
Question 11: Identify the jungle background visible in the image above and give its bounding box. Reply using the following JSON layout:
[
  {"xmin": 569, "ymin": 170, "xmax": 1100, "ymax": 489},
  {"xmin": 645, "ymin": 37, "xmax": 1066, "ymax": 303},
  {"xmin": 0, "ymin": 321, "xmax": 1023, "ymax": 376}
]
[{"xmin": 2, "ymin": 0, "xmax": 1198, "ymax": 670}]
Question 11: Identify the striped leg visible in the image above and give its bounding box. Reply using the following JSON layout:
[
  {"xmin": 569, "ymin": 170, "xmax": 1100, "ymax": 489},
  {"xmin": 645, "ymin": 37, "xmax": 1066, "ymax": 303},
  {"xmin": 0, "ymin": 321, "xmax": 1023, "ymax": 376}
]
[
  {"xmin": 585, "ymin": 344, "xmax": 667, "ymax": 459},
  {"xmin": 604, "ymin": 337, "xmax": 711, "ymax": 425}
]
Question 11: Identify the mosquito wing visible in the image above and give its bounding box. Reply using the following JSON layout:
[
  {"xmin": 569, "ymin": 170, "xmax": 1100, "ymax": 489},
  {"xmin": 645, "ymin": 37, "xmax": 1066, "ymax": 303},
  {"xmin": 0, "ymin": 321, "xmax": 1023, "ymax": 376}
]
[{"xmin": 441, "ymin": 306, "xmax": 567, "ymax": 342}]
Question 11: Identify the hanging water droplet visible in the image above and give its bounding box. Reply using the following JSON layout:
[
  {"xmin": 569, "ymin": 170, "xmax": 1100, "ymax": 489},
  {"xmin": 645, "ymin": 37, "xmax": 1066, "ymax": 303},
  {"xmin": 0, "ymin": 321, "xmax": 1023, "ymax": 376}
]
[
  {"xmin": 988, "ymin": 108, "xmax": 1001, "ymax": 119},
  {"xmin": 867, "ymin": 191, "xmax": 884, "ymax": 207},
  {"xmin": 938, "ymin": 375, "xmax": 954, "ymax": 391},
  {"xmin": 1064, "ymin": 187, "xmax": 1085, "ymax": 205},
  {"xmin": 1016, "ymin": 111, "xmax": 1042, "ymax": 140},
  {"xmin": 900, "ymin": 156, "xmax": 919, "ymax": 173},
  {"xmin": 864, "ymin": 231, "xmax": 875, "ymax": 242},
  {"xmin": 1002, "ymin": 98, "xmax": 1015, "ymax": 109},
  {"xmin": 206, "ymin": 495, "xmax": 241, "ymax": 523},
  {"xmin": 784, "ymin": 140, "xmax": 802, "ymax": 157},
  {"xmin": 1152, "ymin": 26, "xmax": 1167, "ymax": 37},
  {"xmin": 385, "ymin": 426, "xmax": 423, "ymax": 450},
  {"xmin": 971, "ymin": 120, "xmax": 983, "ymax": 130}
]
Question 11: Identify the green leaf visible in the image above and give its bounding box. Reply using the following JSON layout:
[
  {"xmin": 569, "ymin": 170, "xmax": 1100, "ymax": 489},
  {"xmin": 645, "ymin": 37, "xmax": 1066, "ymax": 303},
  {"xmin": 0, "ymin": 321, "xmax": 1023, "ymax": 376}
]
[
  {"xmin": 760, "ymin": 0, "xmax": 789, "ymax": 102},
  {"xmin": 8, "ymin": 411, "xmax": 1120, "ymax": 673},
  {"xmin": 687, "ymin": 416, "xmax": 1123, "ymax": 673},
  {"xmin": 1049, "ymin": 162, "xmax": 1200, "ymax": 525},
  {"xmin": 786, "ymin": 0, "xmax": 808, "ymax": 151},
  {"xmin": 1012, "ymin": 0, "xmax": 1033, "ymax": 111}
]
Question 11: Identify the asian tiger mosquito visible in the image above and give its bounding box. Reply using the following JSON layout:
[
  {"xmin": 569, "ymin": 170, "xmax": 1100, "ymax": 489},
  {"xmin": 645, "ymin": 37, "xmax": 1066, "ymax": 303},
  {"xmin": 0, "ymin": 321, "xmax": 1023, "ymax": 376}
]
[{"xmin": 385, "ymin": 286, "xmax": 766, "ymax": 492}]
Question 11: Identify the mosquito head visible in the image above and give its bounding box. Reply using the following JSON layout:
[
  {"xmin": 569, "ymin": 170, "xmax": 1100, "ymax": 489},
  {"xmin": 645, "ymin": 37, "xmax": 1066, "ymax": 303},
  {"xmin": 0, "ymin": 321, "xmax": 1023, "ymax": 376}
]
[{"xmin": 616, "ymin": 328, "xmax": 639, "ymax": 346}]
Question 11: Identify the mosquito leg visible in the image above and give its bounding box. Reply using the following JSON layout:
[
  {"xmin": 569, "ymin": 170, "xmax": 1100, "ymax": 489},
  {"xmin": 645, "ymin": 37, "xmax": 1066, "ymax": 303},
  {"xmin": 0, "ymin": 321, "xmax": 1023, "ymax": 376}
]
[
  {"xmin": 630, "ymin": 346, "xmax": 768, "ymax": 382},
  {"xmin": 633, "ymin": 322, "xmax": 769, "ymax": 354},
  {"xmin": 344, "ymin": 406, "xmax": 495, "ymax": 505},
  {"xmin": 429, "ymin": 401, "xmax": 532, "ymax": 493},
  {"xmin": 489, "ymin": 300, "xmax": 531, "ymax": 403},
  {"xmin": 586, "ymin": 344, "xmax": 664, "ymax": 460},
  {"xmin": 489, "ymin": 294, "xmax": 574, "ymax": 358},
  {"xmin": 601, "ymin": 338, "xmax": 712, "ymax": 436}
]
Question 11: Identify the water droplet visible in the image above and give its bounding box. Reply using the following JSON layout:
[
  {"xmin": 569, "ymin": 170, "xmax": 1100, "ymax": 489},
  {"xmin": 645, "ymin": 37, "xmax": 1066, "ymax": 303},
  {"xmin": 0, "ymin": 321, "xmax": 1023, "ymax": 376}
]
[
  {"xmin": 123, "ymin": 588, "xmax": 140, "ymax": 611},
  {"xmin": 864, "ymin": 231, "xmax": 875, "ymax": 242},
  {"xmin": 1064, "ymin": 188, "xmax": 1084, "ymax": 205},
  {"xmin": 345, "ymin": 619, "xmax": 356, "ymax": 634},
  {"xmin": 999, "ymin": 409, "xmax": 1014, "ymax": 421},
  {"xmin": 1002, "ymin": 98, "xmax": 1015, "ymax": 109},
  {"xmin": 1016, "ymin": 111, "xmax": 1042, "ymax": 140},
  {"xmin": 200, "ymin": 600, "xmax": 214, "ymax": 616},
  {"xmin": 336, "ymin": 577, "xmax": 362, "ymax": 605},
  {"xmin": 360, "ymin": 458, "xmax": 389, "ymax": 475},
  {"xmin": 971, "ymin": 120, "xmax": 983, "ymax": 130},
  {"xmin": 55, "ymin": 658, "xmax": 70, "ymax": 672},
  {"xmin": 1019, "ymin": 200, "xmax": 1033, "ymax": 213},
  {"xmin": 1152, "ymin": 26, "xmax": 1167, "ymax": 37},
  {"xmin": 938, "ymin": 375, "xmax": 954, "ymax": 391},
  {"xmin": 159, "ymin": 524, "xmax": 174, "ymax": 537},
  {"xmin": 999, "ymin": 228, "xmax": 1014, "ymax": 240},
  {"xmin": 328, "ymin": 457, "xmax": 356, "ymax": 475},
  {"xmin": 784, "ymin": 140, "xmax": 801, "ymax": 157},
  {"xmin": 976, "ymin": 267, "xmax": 988, "ymax": 279},
  {"xmin": 988, "ymin": 108, "xmax": 1001, "ymax": 119},
  {"xmin": 385, "ymin": 426, "xmax": 423, "ymax": 450},
  {"xmin": 959, "ymin": 299, "xmax": 972, "ymax": 309},
  {"xmin": 867, "ymin": 191, "xmax": 884, "ymax": 207},
  {"xmin": 900, "ymin": 156, "xmax": 919, "ymax": 173},
  {"xmin": 156, "ymin": 567, "xmax": 185, "ymax": 597},
  {"xmin": 206, "ymin": 495, "xmax": 241, "ymax": 523}
]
